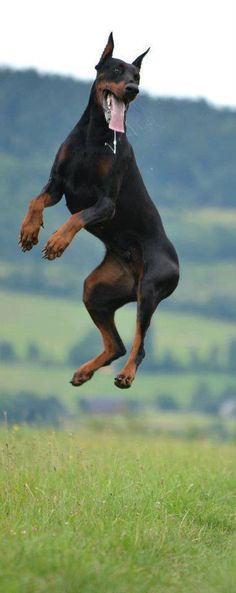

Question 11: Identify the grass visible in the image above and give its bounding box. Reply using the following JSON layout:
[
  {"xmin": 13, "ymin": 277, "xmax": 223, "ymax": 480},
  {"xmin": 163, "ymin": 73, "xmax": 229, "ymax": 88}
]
[{"xmin": 0, "ymin": 428, "xmax": 235, "ymax": 593}]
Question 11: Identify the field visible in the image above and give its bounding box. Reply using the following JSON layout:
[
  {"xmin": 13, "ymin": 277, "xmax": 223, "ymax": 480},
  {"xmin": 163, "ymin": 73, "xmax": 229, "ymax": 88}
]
[
  {"xmin": 1, "ymin": 289, "xmax": 235, "ymax": 363},
  {"xmin": 1, "ymin": 365, "xmax": 235, "ymax": 412},
  {"xmin": 0, "ymin": 428, "xmax": 235, "ymax": 593},
  {"xmin": 1, "ymin": 289, "xmax": 236, "ymax": 410}
]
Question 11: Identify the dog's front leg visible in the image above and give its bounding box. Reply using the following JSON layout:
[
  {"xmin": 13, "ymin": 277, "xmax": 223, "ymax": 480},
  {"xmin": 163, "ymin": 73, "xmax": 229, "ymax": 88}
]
[
  {"xmin": 19, "ymin": 191, "xmax": 55, "ymax": 251},
  {"xmin": 42, "ymin": 196, "xmax": 115, "ymax": 260},
  {"xmin": 19, "ymin": 147, "xmax": 65, "ymax": 251}
]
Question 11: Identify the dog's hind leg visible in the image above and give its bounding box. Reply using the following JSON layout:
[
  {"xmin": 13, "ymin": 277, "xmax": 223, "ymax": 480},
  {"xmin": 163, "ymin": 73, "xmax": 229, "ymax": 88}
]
[
  {"xmin": 114, "ymin": 258, "xmax": 179, "ymax": 389},
  {"xmin": 71, "ymin": 252, "xmax": 137, "ymax": 386}
]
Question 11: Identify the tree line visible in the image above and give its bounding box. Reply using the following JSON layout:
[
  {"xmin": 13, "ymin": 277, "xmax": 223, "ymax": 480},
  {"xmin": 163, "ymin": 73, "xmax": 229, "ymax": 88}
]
[
  {"xmin": 1, "ymin": 67, "xmax": 235, "ymax": 210},
  {"xmin": 1, "ymin": 335, "xmax": 235, "ymax": 375},
  {"xmin": 0, "ymin": 383, "xmax": 235, "ymax": 428}
]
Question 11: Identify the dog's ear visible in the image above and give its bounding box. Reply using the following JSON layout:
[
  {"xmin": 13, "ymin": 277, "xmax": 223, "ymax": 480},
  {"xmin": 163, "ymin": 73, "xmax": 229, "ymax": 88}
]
[
  {"xmin": 95, "ymin": 33, "xmax": 114, "ymax": 70},
  {"xmin": 132, "ymin": 48, "xmax": 150, "ymax": 70},
  {"xmin": 101, "ymin": 32, "xmax": 114, "ymax": 61}
]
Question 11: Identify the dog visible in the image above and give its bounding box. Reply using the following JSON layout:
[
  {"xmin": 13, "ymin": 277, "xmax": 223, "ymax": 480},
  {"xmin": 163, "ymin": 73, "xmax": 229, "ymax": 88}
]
[{"xmin": 19, "ymin": 33, "xmax": 179, "ymax": 389}]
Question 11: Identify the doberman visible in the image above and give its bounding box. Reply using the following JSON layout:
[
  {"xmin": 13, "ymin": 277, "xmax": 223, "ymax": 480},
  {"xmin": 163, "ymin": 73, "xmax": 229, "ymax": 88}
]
[{"xmin": 19, "ymin": 33, "xmax": 179, "ymax": 389}]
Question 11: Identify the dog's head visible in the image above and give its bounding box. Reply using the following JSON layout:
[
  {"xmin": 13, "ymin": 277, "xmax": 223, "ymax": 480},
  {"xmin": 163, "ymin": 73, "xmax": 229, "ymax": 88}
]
[{"xmin": 95, "ymin": 33, "xmax": 150, "ymax": 133}]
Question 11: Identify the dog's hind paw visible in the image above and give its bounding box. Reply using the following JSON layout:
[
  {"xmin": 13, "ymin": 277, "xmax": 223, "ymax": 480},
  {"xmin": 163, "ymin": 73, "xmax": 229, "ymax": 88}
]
[
  {"xmin": 114, "ymin": 374, "xmax": 134, "ymax": 389},
  {"xmin": 70, "ymin": 369, "xmax": 94, "ymax": 386}
]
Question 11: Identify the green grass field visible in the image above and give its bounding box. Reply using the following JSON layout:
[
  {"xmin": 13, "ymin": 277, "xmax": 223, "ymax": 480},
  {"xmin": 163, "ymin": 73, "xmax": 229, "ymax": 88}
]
[{"xmin": 0, "ymin": 428, "xmax": 235, "ymax": 593}]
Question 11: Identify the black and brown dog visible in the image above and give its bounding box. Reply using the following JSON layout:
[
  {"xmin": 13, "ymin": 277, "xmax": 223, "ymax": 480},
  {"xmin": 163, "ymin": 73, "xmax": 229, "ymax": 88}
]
[{"xmin": 19, "ymin": 33, "xmax": 179, "ymax": 389}]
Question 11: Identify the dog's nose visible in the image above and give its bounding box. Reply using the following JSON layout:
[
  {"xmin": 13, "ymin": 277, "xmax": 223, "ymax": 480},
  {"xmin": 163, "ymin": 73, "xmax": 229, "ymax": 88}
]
[{"xmin": 125, "ymin": 83, "xmax": 139, "ymax": 96}]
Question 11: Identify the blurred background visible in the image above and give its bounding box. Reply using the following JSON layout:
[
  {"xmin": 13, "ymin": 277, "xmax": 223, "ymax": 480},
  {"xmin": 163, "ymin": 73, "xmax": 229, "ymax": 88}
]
[{"xmin": 0, "ymin": 0, "xmax": 235, "ymax": 438}]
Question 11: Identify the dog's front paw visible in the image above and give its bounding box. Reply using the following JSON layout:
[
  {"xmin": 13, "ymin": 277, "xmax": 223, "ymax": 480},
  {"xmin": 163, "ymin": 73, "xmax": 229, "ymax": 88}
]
[
  {"xmin": 42, "ymin": 232, "xmax": 70, "ymax": 260},
  {"xmin": 19, "ymin": 222, "xmax": 41, "ymax": 252}
]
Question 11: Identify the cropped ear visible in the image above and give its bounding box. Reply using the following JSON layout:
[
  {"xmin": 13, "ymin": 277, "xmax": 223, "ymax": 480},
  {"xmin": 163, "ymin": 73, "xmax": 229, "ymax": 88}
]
[
  {"xmin": 95, "ymin": 33, "xmax": 114, "ymax": 70},
  {"xmin": 132, "ymin": 47, "xmax": 150, "ymax": 70}
]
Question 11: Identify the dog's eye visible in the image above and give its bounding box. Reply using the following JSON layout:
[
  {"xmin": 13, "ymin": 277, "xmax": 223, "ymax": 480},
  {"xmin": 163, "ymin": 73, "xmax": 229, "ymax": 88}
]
[{"xmin": 113, "ymin": 67, "xmax": 121, "ymax": 74}]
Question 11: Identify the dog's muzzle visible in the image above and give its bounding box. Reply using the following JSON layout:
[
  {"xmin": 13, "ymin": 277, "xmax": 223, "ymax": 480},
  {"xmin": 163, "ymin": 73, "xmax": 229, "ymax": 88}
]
[{"xmin": 124, "ymin": 83, "xmax": 139, "ymax": 100}]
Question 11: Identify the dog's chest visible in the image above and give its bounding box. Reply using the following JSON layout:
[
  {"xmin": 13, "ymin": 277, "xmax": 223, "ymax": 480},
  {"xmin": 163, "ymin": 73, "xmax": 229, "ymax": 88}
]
[
  {"xmin": 63, "ymin": 148, "xmax": 113, "ymax": 213},
  {"xmin": 64, "ymin": 148, "xmax": 112, "ymax": 193}
]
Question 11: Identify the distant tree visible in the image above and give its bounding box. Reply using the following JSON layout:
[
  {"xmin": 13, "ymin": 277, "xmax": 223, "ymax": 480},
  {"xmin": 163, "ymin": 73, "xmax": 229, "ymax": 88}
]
[
  {"xmin": 189, "ymin": 348, "xmax": 202, "ymax": 371},
  {"xmin": 78, "ymin": 398, "xmax": 90, "ymax": 414},
  {"xmin": 68, "ymin": 331, "xmax": 103, "ymax": 367},
  {"xmin": 159, "ymin": 350, "xmax": 182, "ymax": 372},
  {"xmin": 1, "ymin": 391, "xmax": 68, "ymax": 426},
  {"xmin": 156, "ymin": 394, "xmax": 179, "ymax": 411},
  {"xmin": 191, "ymin": 383, "xmax": 218, "ymax": 414},
  {"xmin": 26, "ymin": 342, "xmax": 41, "ymax": 362},
  {"xmin": 126, "ymin": 399, "xmax": 140, "ymax": 414},
  {"xmin": 219, "ymin": 386, "xmax": 236, "ymax": 405},
  {"xmin": 227, "ymin": 339, "xmax": 236, "ymax": 371},
  {"xmin": 0, "ymin": 341, "xmax": 16, "ymax": 362},
  {"xmin": 206, "ymin": 345, "xmax": 221, "ymax": 371},
  {"xmin": 141, "ymin": 327, "xmax": 183, "ymax": 374},
  {"xmin": 141, "ymin": 326, "xmax": 158, "ymax": 372}
]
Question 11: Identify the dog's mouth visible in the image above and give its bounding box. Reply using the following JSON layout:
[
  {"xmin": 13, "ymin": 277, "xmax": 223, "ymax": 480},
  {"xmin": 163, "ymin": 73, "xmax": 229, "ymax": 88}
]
[{"xmin": 102, "ymin": 90, "xmax": 126, "ymax": 134}]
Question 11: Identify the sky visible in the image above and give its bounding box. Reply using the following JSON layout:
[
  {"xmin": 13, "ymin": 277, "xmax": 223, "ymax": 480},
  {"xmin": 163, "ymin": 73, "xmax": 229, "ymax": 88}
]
[{"xmin": 0, "ymin": 0, "xmax": 235, "ymax": 108}]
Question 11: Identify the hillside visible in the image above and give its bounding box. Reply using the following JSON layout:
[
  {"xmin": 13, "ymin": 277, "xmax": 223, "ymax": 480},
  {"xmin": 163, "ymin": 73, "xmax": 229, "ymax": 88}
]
[
  {"xmin": 0, "ymin": 68, "xmax": 235, "ymax": 208},
  {"xmin": 0, "ymin": 67, "xmax": 235, "ymax": 322}
]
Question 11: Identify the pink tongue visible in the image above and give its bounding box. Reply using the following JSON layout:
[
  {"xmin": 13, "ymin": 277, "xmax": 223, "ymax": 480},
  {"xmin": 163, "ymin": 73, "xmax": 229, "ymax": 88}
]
[{"xmin": 109, "ymin": 95, "xmax": 125, "ymax": 133}]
